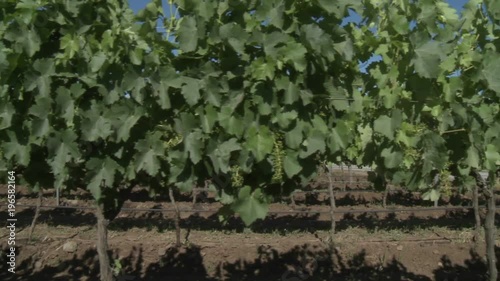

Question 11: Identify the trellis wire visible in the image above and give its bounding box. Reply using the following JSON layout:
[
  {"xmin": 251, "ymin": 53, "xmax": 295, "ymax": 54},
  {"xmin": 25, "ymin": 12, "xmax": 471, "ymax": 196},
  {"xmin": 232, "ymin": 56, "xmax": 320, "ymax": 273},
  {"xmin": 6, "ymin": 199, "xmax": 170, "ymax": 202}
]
[{"xmin": 1, "ymin": 203, "xmax": 487, "ymax": 215}]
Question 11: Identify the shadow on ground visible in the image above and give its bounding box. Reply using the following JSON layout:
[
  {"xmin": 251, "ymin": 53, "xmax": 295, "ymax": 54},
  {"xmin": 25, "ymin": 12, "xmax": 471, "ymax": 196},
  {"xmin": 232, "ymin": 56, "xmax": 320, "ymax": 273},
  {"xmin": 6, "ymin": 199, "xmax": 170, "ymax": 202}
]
[
  {"xmin": 0, "ymin": 243, "xmax": 492, "ymax": 281},
  {"xmin": 0, "ymin": 205, "xmax": 484, "ymax": 236}
]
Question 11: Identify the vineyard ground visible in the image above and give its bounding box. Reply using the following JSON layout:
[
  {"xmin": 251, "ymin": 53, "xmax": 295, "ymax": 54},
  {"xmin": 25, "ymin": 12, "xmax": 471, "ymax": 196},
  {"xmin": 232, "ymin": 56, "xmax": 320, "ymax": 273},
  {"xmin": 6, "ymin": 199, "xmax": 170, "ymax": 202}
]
[{"xmin": 1, "ymin": 186, "xmax": 500, "ymax": 280}]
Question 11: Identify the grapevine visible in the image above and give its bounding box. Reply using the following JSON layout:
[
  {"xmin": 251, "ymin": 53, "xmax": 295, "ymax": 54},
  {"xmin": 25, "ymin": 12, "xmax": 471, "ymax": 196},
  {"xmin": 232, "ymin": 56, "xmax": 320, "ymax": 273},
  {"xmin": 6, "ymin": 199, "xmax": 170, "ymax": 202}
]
[{"xmin": 1, "ymin": 1, "xmax": 500, "ymax": 280}]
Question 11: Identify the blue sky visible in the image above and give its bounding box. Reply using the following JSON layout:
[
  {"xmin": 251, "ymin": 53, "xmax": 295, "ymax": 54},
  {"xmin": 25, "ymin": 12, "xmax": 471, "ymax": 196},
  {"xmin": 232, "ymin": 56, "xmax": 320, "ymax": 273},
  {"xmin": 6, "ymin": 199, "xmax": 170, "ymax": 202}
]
[
  {"xmin": 342, "ymin": 0, "xmax": 469, "ymax": 25},
  {"xmin": 128, "ymin": 0, "xmax": 471, "ymax": 36},
  {"xmin": 128, "ymin": 0, "xmax": 470, "ymax": 18},
  {"xmin": 127, "ymin": 0, "xmax": 471, "ymax": 72},
  {"xmin": 127, "ymin": 1, "xmax": 151, "ymax": 13},
  {"xmin": 127, "ymin": 0, "xmax": 471, "ymax": 42},
  {"xmin": 447, "ymin": 0, "xmax": 470, "ymax": 10}
]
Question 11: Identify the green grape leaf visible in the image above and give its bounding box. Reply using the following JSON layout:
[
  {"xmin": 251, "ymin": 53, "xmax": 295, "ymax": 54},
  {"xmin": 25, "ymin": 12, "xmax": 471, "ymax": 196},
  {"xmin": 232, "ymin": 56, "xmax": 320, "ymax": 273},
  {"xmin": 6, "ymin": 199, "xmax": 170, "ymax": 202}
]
[
  {"xmin": 3, "ymin": 132, "xmax": 31, "ymax": 166},
  {"xmin": 134, "ymin": 133, "xmax": 165, "ymax": 176},
  {"xmin": 328, "ymin": 125, "xmax": 349, "ymax": 154},
  {"xmin": 283, "ymin": 151, "xmax": 302, "ymax": 177},
  {"xmin": 81, "ymin": 114, "xmax": 113, "ymax": 142},
  {"xmin": 276, "ymin": 110, "xmax": 298, "ymax": 128},
  {"xmin": 280, "ymin": 41, "xmax": 307, "ymax": 71},
  {"xmin": 181, "ymin": 77, "xmax": 201, "ymax": 105},
  {"xmin": 24, "ymin": 29, "xmax": 41, "ymax": 57},
  {"xmin": 300, "ymin": 130, "xmax": 326, "ymax": 158},
  {"xmin": 245, "ymin": 125, "xmax": 274, "ymax": 162},
  {"xmin": 249, "ymin": 57, "xmax": 275, "ymax": 81},
  {"xmin": 482, "ymin": 54, "xmax": 500, "ymax": 93},
  {"xmin": 219, "ymin": 23, "xmax": 248, "ymax": 53},
  {"xmin": 185, "ymin": 129, "xmax": 204, "ymax": 164},
  {"xmin": 90, "ymin": 52, "xmax": 107, "ymax": 72},
  {"xmin": 215, "ymin": 187, "xmax": 235, "ymax": 205},
  {"xmin": 374, "ymin": 110, "xmax": 401, "ymax": 139},
  {"xmin": 209, "ymin": 138, "xmax": 241, "ymax": 173},
  {"xmin": 422, "ymin": 189, "xmax": 440, "ymax": 202},
  {"xmin": 284, "ymin": 81, "xmax": 300, "ymax": 105},
  {"xmin": 381, "ymin": 147, "xmax": 403, "ymax": 169},
  {"xmin": 485, "ymin": 144, "xmax": 500, "ymax": 171},
  {"xmin": 177, "ymin": 16, "xmax": 198, "ymax": 52},
  {"xmin": 0, "ymin": 103, "xmax": 15, "ymax": 129},
  {"xmin": 200, "ymin": 105, "xmax": 218, "ymax": 134},
  {"xmin": 412, "ymin": 41, "xmax": 445, "ymax": 78},
  {"xmin": 117, "ymin": 115, "xmax": 141, "ymax": 142},
  {"xmin": 285, "ymin": 123, "xmax": 303, "ymax": 149},
  {"xmin": 231, "ymin": 186, "xmax": 268, "ymax": 226},
  {"xmin": 218, "ymin": 106, "xmax": 245, "ymax": 137},
  {"xmin": 86, "ymin": 157, "xmax": 122, "ymax": 201},
  {"xmin": 47, "ymin": 130, "xmax": 80, "ymax": 176}
]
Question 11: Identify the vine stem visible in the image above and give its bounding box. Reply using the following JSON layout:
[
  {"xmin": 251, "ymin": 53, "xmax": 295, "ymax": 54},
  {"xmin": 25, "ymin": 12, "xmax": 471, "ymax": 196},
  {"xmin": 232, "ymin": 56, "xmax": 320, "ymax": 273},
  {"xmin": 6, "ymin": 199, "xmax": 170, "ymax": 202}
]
[
  {"xmin": 441, "ymin": 128, "xmax": 466, "ymax": 134},
  {"xmin": 27, "ymin": 189, "xmax": 43, "ymax": 243},
  {"xmin": 485, "ymin": 186, "xmax": 497, "ymax": 281},
  {"xmin": 169, "ymin": 188, "xmax": 181, "ymax": 247},
  {"xmin": 472, "ymin": 183, "xmax": 481, "ymax": 245},
  {"xmin": 95, "ymin": 203, "xmax": 114, "ymax": 281},
  {"xmin": 382, "ymin": 183, "xmax": 389, "ymax": 209},
  {"xmin": 473, "ymin": 170, "xmax": 497, "ymax": 281},
  {"xmin": 326, "ymin": 163, "xmax": 336, "ymax": 249},
  {"xmin": 484, "ymin": 172, "xmax": 498, "ymax": 281}
]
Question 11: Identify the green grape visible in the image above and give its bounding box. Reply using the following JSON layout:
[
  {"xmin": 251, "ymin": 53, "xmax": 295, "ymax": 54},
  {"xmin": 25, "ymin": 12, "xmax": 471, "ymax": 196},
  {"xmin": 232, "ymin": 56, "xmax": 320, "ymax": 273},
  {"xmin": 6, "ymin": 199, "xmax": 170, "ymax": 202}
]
[
  {"xmin": 271, "ymin": 134, "xmax": 285, "ymax": 183},
  {"xmin": 399, "ymin": 123, "xmax": 425, "ymax": 169},
  {"xmin": 414, "ymin": 124, "xmax": 426, "ymax": 134},
  {"xmin": 405, "ymin": 123, "xmax": 426, "ymax": 136},
  {"xmin": 439, "ymin": 162, "xmax": 453, "ymax": 197},
  {"xmin": 231, "ymin": 165, "xmax": 243, "ymax": 187},
  {"xmin": 163, "ymin": 133, "xmax": 183, "ymax": 150}
]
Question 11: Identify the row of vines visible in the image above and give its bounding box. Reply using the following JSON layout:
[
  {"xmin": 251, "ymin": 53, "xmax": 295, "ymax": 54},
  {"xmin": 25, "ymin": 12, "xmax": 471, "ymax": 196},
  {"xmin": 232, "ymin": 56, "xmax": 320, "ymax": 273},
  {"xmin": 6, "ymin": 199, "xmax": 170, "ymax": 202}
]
[{"xmin": 1, "ymin": 0, "xmax": 499, "ymax": 280}]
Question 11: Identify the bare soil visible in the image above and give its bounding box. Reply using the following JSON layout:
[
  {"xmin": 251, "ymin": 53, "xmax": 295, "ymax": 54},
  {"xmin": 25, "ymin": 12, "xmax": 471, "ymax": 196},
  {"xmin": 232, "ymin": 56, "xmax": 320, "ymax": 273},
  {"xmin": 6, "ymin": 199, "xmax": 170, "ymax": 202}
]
[{"xmin": 1, "ymin": 184, "xmax": 499, "ymax": 281}]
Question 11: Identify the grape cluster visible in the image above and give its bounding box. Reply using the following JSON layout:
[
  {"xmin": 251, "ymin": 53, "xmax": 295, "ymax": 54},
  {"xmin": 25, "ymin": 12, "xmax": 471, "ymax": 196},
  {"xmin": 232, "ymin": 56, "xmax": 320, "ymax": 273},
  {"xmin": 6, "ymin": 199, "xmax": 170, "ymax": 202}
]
[
  {"xmin": 163, "ymin": 134, "xmax": 183, "ymax": 150},
  {"xmin": 271, "ymin": 135, "xmax": 285, "ymax": 183},
  {"xmin": 230, "ymin": 165, "xmax": 243, "ymax": 187},
  {"xmin": 407, "ymin": 124, "xmax": 426, "ymax": 136},
  {"xmin": 439, "ymin": 162, "xmax": 453, "ymax": 197},
  {"xmin": 400, "ymin": 123, "xmax": 429, "ymax": 167}
]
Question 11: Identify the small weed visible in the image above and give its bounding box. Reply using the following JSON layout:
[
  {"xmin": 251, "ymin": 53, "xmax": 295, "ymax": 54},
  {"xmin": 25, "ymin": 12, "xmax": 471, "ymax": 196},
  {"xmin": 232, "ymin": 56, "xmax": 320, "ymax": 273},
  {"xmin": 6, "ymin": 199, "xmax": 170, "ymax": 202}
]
[
  {"xmin": 112, "ymin": 259, "xmax": 123, "ymax": 276},
  {"xmin": 376, "ymin": 252, "xmax": 387, "ymax": 271}
]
